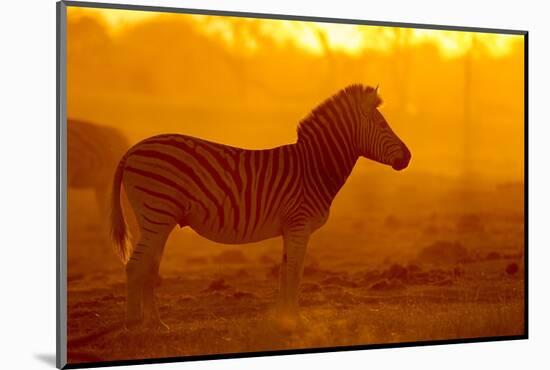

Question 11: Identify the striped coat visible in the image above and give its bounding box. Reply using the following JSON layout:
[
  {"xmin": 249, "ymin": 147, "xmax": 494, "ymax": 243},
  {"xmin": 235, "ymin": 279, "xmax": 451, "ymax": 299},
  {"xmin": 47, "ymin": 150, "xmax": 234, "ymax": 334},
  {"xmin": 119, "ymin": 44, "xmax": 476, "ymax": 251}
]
[{"xmin": 111, "ymin": 85, "xmax": 411, "ymax": 329}]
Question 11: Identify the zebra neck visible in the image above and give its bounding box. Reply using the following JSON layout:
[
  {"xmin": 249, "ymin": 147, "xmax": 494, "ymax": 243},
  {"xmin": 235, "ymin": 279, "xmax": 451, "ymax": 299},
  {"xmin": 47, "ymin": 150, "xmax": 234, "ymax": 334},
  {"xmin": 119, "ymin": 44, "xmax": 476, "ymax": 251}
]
[{"xmin": 298, "ymin": 139, "xmax": 359, "ymax": 207}]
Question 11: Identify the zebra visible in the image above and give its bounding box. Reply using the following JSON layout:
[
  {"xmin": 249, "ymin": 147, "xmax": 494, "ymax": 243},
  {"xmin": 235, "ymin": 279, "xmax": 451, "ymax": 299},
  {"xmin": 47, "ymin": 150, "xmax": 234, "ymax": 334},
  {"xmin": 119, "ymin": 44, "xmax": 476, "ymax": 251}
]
[
  {"xmin": 68, "ymin": 118, "xmax": 129, "ymax": 237},
  {"xmin": 110, "ymin": 84, "xmax": 411, "ymax": 331}
]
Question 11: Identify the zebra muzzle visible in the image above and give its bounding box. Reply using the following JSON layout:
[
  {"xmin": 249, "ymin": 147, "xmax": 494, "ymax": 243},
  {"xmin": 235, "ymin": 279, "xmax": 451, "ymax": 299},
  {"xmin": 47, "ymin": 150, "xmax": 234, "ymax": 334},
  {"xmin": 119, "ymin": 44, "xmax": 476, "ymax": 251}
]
[{"xmin": 391, "ymin": 147, "xmax": 411, "ymax": 171}]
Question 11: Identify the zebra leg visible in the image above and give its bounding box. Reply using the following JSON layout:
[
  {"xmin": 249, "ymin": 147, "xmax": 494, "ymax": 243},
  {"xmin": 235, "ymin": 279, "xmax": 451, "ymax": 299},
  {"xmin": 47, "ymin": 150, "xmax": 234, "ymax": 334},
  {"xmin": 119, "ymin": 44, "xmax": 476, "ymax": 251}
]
[
  {"xmin": 278, "ymin": 243, "xmax": 288, "ymax": 305},
  {"xmin": 279, "ymin": 228, "xmax": 310, "ymax": 317},
  {"xmin": 125, "ymin": 242, "xmax": 147, "ymax": 329},
  {"xmin": 141, "ymin": 234, "xmax": 170, "ymax": 332},
  {"xmin": 125, "ymin": 224, "xmax": 173, "ymax": 331}
]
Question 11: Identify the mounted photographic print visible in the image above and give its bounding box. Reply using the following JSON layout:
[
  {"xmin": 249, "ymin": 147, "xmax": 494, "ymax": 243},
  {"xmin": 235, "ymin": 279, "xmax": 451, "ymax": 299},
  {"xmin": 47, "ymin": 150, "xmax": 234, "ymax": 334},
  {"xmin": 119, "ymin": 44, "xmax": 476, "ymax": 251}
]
[{"xmin": 56, "ymin": 1, "xmax": 528, "ymax": 368}]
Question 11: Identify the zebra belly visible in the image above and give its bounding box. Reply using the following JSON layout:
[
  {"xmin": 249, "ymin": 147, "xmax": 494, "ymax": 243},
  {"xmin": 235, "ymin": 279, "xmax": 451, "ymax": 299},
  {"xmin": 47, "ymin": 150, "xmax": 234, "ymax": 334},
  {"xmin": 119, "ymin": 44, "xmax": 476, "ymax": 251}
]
[{"xmin": 186, "ymin": 217, "xmax": 282, "ymax": 245}]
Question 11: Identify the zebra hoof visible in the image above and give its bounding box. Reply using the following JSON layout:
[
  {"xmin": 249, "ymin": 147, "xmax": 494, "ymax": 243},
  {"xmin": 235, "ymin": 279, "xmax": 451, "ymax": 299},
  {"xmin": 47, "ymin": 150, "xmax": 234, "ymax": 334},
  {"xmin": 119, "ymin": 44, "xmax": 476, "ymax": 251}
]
[
  {"xmin": 123, "ymin": 318, "xmax": 143, "ymax": 332},
  {"xmin": 155, "ymin": 275, "xmax": 163, "ymax": 288},
  {"xmin": 123, "ymin": 318, "xmax": 169, "ymax": 333},
  {"xmin": 295, "ymin": 312, "xmax": 310, "ymax": 330},
  {"xmin": 146, "ymin": 319, "xmax": 170, "ymax": 333},
  {"xmin": 275, "ymin": 313, "xmax": 310, "ymax": 332},
  {"xmin": 270, "ymin": 306, "xmax": 307, "ymax": 332}
]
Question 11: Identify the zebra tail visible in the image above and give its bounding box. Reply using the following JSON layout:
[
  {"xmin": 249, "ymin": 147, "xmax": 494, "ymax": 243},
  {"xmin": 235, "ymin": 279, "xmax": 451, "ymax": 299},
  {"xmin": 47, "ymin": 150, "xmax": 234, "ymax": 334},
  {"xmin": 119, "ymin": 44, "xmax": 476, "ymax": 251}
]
[{"xmin": 110, "ymin": 156, "xmax": 131, "ymax": 263}]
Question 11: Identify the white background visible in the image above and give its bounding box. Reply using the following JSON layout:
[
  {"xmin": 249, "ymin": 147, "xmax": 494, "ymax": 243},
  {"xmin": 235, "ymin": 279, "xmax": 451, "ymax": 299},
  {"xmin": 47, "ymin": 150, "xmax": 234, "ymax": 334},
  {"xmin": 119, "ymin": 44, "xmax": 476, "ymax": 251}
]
[{"xmin": 0, "ymin": 0, "xmax": 547, "ymax": 369}]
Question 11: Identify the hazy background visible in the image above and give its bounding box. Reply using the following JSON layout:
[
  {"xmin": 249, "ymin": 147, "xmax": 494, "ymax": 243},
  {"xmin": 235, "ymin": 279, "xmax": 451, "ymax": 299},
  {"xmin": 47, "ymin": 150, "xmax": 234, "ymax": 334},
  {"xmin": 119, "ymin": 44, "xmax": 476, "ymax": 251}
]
[
  {"xmin": 66, "ymin": 7, "xmax": 524, "ymax": 180},
  {"xmin": 66, "ymin": 5, "xmax": 524, "ymax": 262},
  {"xmin": 65, "ymin": 6, "xmax": 525, "ymax": 362}
]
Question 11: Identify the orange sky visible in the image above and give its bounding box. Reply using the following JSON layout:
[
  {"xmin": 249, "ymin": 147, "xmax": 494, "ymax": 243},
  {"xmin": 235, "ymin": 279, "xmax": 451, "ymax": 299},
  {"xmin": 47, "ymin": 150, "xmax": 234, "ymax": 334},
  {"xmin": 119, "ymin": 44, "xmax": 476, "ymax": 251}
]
[
  {"xmin": 69, "ymin": 7, "xmax": 522, "ymax": 58},
  {"xmin": 66, "ymin": 6, "xmax": 525, "ymax": 182}
]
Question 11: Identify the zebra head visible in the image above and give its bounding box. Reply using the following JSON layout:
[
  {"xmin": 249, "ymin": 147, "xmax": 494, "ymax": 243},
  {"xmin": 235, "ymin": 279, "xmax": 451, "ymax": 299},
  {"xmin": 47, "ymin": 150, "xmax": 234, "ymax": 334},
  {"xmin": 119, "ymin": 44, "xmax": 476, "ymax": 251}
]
[{"xmin": 358, "ymin": 86, "xmax": 411, "ymax": 171}]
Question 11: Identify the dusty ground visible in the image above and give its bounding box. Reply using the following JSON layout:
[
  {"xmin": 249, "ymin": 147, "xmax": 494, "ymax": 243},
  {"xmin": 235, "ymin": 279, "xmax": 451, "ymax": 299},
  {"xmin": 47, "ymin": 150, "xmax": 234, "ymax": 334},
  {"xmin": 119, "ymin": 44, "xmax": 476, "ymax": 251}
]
[{"xmin": 66, "ymin": 173, "xmax": 525, "ymax": 365}]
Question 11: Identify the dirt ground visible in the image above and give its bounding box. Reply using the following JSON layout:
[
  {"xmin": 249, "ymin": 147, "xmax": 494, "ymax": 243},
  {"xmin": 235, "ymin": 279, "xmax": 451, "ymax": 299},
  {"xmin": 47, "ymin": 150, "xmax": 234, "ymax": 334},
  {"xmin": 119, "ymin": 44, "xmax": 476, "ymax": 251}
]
[{"xmin": 66, "ymin": 172, "xmax": 525, "ymax": 365}]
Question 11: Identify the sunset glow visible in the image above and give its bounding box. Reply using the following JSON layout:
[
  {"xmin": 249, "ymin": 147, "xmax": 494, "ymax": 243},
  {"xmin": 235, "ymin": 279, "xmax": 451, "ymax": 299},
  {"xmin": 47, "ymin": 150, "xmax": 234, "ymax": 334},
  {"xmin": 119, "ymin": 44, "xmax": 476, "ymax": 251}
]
[
  {"xmin": 69, "ymin": 7, "xmax": 521, "ymax": 58},
  {"xmin": 65, "ymin": 4, "xmax": 525, "ymax": 365}
]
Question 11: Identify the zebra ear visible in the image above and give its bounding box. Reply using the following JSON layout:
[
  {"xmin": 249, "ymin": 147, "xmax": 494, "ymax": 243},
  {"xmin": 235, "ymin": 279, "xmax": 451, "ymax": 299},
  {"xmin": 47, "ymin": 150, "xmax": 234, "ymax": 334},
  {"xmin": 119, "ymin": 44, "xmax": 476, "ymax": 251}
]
[{"xmin": 361, "ymin": 86, "xmax": 382, "ymax": 114}]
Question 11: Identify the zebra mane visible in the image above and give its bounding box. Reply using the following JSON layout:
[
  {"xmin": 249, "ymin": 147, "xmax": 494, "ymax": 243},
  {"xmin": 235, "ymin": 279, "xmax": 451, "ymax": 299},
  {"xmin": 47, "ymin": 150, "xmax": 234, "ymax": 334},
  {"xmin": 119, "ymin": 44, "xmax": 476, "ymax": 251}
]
[{"xmin": 296, "ymin": 84, "xmax": 381, "ymax": 143}]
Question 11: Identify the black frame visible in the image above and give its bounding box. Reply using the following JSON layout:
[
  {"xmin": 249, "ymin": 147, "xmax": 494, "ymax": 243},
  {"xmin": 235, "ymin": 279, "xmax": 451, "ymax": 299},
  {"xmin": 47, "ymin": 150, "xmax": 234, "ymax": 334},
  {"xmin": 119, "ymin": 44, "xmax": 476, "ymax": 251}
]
[{"xmin": 56, "ymin": 1, "xmax": 529, "ymax": 368}]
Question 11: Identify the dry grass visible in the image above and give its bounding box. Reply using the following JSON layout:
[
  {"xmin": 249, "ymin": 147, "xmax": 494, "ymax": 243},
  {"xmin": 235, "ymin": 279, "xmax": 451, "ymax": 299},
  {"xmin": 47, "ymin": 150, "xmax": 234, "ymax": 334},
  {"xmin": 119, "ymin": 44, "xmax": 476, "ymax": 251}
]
[
  {"xmin": 66, "ymin": 178, "xmax": 525, "ymax": 365},
  {"xmin": 66, "ymin": 257, "xmax": 524, "ymax": 363}
]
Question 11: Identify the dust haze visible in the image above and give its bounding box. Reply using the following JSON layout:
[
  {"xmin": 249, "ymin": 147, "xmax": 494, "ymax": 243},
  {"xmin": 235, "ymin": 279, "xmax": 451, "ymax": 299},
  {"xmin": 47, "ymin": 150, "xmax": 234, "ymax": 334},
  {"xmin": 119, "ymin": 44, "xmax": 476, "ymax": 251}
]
[{"xmin": 65, "ymin": 7, "xmax": 524, "ymax": 364}]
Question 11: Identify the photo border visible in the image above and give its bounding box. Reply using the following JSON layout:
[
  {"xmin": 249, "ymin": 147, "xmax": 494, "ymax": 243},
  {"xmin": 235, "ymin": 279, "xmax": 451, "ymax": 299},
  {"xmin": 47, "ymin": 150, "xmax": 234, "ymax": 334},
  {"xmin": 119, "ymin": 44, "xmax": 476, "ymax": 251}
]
[{"xmin": 56, "ymin": 1, "xmax": 529, "ymax": 368}]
